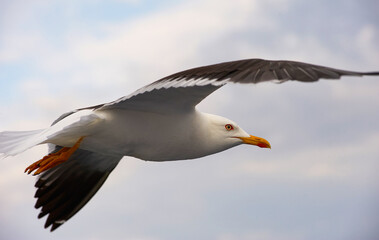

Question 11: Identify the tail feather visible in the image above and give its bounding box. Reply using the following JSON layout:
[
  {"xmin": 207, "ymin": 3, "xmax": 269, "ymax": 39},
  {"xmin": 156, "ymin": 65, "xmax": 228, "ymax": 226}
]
[
  {"xmin": 1, "ymin": 109, "xmax": 103, "ymax": 159},
  {"xmin": 0, "ymin": 129, "xmax": 46, "ymax": 157}
]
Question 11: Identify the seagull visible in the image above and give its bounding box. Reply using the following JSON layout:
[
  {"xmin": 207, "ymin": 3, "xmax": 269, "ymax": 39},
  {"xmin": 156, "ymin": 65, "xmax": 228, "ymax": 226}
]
[{"xmin": 0, "ymin": 58, "xmax": 378, "ymax": 231}]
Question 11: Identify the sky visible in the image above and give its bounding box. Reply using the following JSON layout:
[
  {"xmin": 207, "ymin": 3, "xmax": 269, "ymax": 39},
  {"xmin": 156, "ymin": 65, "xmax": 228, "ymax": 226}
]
[{"xmin": 0, "ymin": 0, "xmax": 379, "ymax": 239}]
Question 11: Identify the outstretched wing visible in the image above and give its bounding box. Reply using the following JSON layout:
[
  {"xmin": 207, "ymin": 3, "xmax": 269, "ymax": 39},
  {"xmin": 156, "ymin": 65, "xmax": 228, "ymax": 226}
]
[
  {"xmin": 34, "ymin": 145, "xmax": 121, "ymax": 231},
  {"xmin": 99, "ymin": 58, "xmax": 378, "ymax": 112}
]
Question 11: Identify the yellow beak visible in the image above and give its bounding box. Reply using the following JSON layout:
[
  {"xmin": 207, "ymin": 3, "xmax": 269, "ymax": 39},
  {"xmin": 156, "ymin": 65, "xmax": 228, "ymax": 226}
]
[{"xmin": 238, "ymin": 135, "xmax": 271, "ymax": 149}]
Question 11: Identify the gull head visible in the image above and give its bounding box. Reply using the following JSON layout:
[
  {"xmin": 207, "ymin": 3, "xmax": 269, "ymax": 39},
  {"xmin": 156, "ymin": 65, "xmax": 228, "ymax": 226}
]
[{"xmin": 202, "ymin": 113, "xmax": 271, "ymax": 154}]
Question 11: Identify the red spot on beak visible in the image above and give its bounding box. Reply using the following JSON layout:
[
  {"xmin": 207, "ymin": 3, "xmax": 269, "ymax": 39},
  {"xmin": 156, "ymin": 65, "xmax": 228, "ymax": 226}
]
[{"xmin": 257, "ymin": 142, "xmax": 270, "ymax": 148}]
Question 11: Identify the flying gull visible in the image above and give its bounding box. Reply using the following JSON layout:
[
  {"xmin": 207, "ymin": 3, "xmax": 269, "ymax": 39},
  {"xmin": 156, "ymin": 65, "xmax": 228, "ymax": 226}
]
[{"xmin": 0, "ymin": 58, "xmax": 378, "ymax": 231}]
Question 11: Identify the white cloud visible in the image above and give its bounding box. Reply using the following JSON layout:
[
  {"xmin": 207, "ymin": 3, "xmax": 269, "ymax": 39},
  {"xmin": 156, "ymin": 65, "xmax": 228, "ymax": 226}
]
[
  {"xmin": 0, "ymin": 0, "xmax": 379, "ymax": 239},
  {"xmin": 235, "ymin": 132, "xmax": 379, "ymax": 181},
  {"xmin": 355, "ymin": 24, "xmax": 379, "ymax": 64}
]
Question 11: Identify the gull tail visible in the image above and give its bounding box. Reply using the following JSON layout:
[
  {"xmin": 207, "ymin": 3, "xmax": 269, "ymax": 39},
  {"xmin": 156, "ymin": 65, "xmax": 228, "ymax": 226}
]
[{"xmin": 0, "ymin": 129, "xmax": 46, "ymax": 158}]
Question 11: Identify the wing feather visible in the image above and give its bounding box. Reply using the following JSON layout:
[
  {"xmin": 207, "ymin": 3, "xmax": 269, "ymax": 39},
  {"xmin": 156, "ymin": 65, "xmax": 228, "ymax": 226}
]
[
  {"xmin": 98, "ymin": 58, "xmax": 378, "ymax": 111},
  {"xmin": 34, "ymin": 145, "xmax": 121, "ymax": 231}
]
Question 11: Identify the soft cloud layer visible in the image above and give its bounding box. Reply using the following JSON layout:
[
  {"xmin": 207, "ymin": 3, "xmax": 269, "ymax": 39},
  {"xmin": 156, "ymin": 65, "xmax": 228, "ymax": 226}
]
[{"xmin": 1, "ymin": 0, "xmax": 379, "ymax": 239}]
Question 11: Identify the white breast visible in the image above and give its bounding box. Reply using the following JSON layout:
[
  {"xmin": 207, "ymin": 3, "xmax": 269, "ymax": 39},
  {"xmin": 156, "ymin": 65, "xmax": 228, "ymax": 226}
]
[{"xmin": 78, "ymin": 109, "xmax": 238, "ymax": 161}]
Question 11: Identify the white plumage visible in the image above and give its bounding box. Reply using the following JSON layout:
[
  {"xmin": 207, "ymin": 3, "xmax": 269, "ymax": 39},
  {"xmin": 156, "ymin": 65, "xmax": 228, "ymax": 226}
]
[{"xmin": 0, "ymin": 58, "xmax": 378, "ymax": 231}]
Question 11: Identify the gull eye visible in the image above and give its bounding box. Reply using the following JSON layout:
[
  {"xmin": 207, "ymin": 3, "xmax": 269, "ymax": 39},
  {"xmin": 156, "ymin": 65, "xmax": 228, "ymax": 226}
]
[{"xmin": 225, "ymin": 124, "xmax": 234, "ymax": 131}]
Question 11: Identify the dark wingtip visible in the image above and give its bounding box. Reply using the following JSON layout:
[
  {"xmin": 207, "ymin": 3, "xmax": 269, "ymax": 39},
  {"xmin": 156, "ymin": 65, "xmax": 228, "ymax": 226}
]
[
  {"xmin": 38, "ymin": 210, "xmax": 48, "ymax": 219},
  {"xmin": 50, "ymin": 222, "xmax": 63, "ymax": 232},
  {"xmin": 363, "ymin": 71, "xmax": 379, "ymax": 76}
]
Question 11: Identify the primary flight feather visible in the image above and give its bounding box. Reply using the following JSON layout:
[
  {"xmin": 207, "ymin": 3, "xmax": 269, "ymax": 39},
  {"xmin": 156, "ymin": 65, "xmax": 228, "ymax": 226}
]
[{"xmin": 0, "ymin": 58, "xmax": 378, "ymax": 231}]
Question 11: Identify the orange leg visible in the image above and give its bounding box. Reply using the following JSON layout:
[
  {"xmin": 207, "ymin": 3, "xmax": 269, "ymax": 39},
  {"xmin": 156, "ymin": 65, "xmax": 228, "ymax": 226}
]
[{"xmin": 25, "ymin": 137, "xmax": 85, "ymax": 176}]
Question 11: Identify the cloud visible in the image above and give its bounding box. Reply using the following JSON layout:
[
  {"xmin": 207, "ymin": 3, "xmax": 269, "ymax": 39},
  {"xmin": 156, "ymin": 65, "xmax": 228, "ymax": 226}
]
[
  {"xmin": 0, "ymin": 0, "xmax": 379, "ymax": 239},
  {"xmin": 356, "ymin": 24, "xmax": 379, "ymax": 62}
]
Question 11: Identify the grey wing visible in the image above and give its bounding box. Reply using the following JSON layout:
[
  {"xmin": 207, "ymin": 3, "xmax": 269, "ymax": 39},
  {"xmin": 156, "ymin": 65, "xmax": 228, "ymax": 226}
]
[
  {"xmin": 34, "ymin": 145, "xmax": 122, "ymax": 231},
  {"xmin": 160, "ymin": 58, "xmax": 379, "ymax": 83},
  {"xmin": 99, "ymin": 58, "xmax": 378, "ymax": 112}
]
